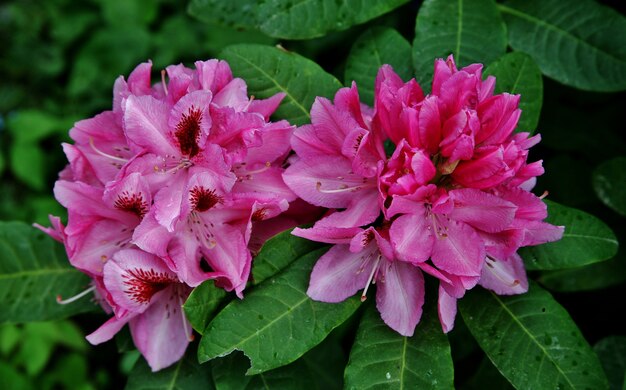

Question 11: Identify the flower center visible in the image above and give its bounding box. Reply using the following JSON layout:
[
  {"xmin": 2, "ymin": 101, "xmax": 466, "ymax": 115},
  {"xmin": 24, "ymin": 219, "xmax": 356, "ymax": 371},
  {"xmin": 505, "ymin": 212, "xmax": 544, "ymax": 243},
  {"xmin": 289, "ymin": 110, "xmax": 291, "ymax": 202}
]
[
  {"xmin": 114, "ymin": 191, "xmax": 148, "ymax": 218},
  {"xmin": 175, "ymin": 106, "xmax": 202, "ymax": 158},
  {"xmin": 190, "ymin": 186, "xmax": 222, "ymax": 212},
  {"xmin": 123, "ymin": 268, "xmax": 177, "ymax": 304}
]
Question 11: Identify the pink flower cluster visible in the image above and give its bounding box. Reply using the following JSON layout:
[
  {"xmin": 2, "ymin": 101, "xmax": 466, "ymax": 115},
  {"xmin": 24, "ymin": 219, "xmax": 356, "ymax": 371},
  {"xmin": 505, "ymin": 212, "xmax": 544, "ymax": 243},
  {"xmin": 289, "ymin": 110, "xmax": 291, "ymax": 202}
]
[
  {"xmin": 38, "ymin": 60, "xmax": 299, "ymax": 371},
  {"xmin": 283, "ymin": 56, "xmax": 563, "ymax": 336}
]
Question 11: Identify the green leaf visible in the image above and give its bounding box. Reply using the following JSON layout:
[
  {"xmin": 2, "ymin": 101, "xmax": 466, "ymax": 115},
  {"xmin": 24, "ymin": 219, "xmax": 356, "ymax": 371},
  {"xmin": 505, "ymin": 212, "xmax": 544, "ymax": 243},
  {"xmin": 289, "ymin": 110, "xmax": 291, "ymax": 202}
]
[
  {"xmin": 198, "ymin": 249, "xmax": 361, "ymax": 374},
  {"xmin": 220, "ymin": 44, "xmax": 343, "ymax": 125},
  {"xmin": 187, "ymin": 0, "xmax": 258, "ymax": 30},
  {"xmin": 252, "ymin": 227, "xmax": 321, "ymax": 285},
  {"xmin": 0, "ymin": 221, "xmax": 98, "ymax": 323},
  {"xmin": 212, "ymin": 352, "xmax": 315, "ymax": 389},
  {"xmin": 182, "ymin": 280, "xmax": 227, "ymax": 335},
  {"xmin": 0, "ymin": 362, "xmax": 32, "ymax": 390},
  {"xmin": 459, "ymin": 284, "xmax": 609, "ymax": 390},
  {"xmin": 594, "ymin": 336, "xmax": 626, "ymax": 390},
  {"xmin": 125, "ymin": 346, "xmax": 213, "ymax": 390},
  {"xmin": 9, "ymin": 143, "xmax": 46, "ymax": 191},
  {"xmin": 344, "ymin": 304, "xmax": 454, "ymax": 390},
  {"xmin": 463, "ymin": 357, "xmax": 514, "ymax": 390},
  {"xmin": 484, "ymin": 52, "xmax": 543, "ymax": 133},
  {"xmin": 413, "ymin": 0, "xmax": 507, "ymax": 88},
  {"xmin": 538, "ymin": 255, "xmax": 626, "ymax": 293},
  {"xmin": 345, "ymin": 27, "xmax": 413, "ymax": 106},
  {"xmin": 6, "ymin": 110, "xmax": 62, "ymax": 143},
  {"xmin": 519, "ymin": 200, "xmax": 618, "ymax": 270},
  {"xmin": 212, "ymin": 333, "xmax": 345, "ymax": 389},
  {"xmin": 593, "ymin": 157, "xmax": 626, "ymax": 217},
  {"xmin": 0, "ymin": 150, "xmax": 5, "ymax": 176},
  {"xmin": 499, "ymin": 0, "xmax": 626, "ymax": 92},
  {"xmin": 257, "ymin": 0, "xmax": 409, "ymax": 40},
  {"xmin": 0, "ymin": 324, "xmax": 21, "ymax": 355}
]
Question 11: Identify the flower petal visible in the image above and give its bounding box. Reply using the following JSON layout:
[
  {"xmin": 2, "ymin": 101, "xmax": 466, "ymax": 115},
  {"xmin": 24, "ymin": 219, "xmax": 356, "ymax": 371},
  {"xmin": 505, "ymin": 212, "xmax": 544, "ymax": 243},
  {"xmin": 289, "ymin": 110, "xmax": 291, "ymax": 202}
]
[
  {"xmin": 431, "ymin": 220, "xmax": 485, "ymax": 277},
  {"xmin": 437, "ymin": 284, "xmax": 457, "ymax": 333},
  {"xmin": 448, "ymin": 188, "xmax": 517, "ymax": 233},
  {"xmin": 480, "ymin": 253, "xmax": 528, "ymax": 295},
  {"xmin": 376, "ymin": 261, "xmax": 425, "ymax": 337},
  {"xmin": 124, "ymin": 95, "xmax": 176, "ymax": 156},
  {"xmin": 129, "ymin": 286, "xmax": 192, "ymax": 372},
  {"xmin": 389, "ymin": 212, "xmax": 434, "ymax": 264},
  {"xmin": 307, "ymin": 244, "xmax": 372, "ymax": 303}
]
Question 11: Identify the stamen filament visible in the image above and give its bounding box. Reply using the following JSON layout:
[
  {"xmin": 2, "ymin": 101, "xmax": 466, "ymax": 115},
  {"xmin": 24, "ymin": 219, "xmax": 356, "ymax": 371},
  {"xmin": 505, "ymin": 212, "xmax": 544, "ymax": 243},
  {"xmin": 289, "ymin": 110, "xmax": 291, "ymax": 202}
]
[
  {"xmin": 316, "ymin": 182, "xmax": 366, "ymax": 194},
  {"xmin": 161, "ymin": 70, "xmax": 168, "ymax": 96},
  {"xmin": 57, "ymin": 285, "xmax": 96, "ymax": 305},
  {"xmin": 361, "ymin": 256, "xmax": 381, "ymax": 302},
  {"xmin": 178, "ymin": 292, "xmax": 194, "ymax": 342},
  {"xmin": 89, "ymin": 138, "xmax": 129, "ymax": 163}
]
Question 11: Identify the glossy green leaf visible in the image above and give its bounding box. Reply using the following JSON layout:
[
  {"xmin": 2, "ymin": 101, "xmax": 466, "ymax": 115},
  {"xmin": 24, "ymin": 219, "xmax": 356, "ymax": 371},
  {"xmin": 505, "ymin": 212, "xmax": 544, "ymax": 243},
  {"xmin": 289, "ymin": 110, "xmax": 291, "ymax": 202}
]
[
  {"xmin": 183, "ymin": 280, "xmax": 227, "ymax": 334},
  {"xmin": 258, "ymin": 0, "xmax": 409, "ymax": 40},
  {"xmin": 187, "ymin": 0, "xmax": 258, "ymax": 30},
  {"xmin": 0, "ymin": 221, "xmax": 98, "ymax": 323},
  {"xmin": 345, "ymin": 27, "xmax": 413, "ymax": 106},
  {"xmin": 0, "ymin": 150, "xmax": 5, "ymax": 176},
  {"xmin": 212, "ymin": 330, "xmax": 345, "ymax": 389},
  {"xmin": 344, "ymin": 304, "xmax": 454, "ymax": 390},
  {"xmin": 485, "ymin": 52, "xmax": 543, "ymax": 133},
  {"xmin": 198, "ymin": 249, "xmax": 361, "ymax": 374},
  {"xmin": 459, "ymin": 284, "xmax": 608, "ymax": 390},
  {"xmin": 220, "ymin": 44, "xmax": 343, "ymax": 125},
  {"xmin": 594, "ymin": 336, "xmax": 626, "ymax": 390},
  {"xmin": 0, "ymin": 362, "xmax": 32, "ymax": 390},
  {"xmin": 413, "ymin": 0, "xmax": 507, "ymax": 87},
  {"xmin": 520, "ymin": 200, "xmax": 618, "ymax": 270},
  {"xmin": 538, "ymin": 255, "xmax": 626, "ymax": 293},
  {"xmin": 212, "ymin": 352, "xmax": 315, "ymax": 390},
  {"xmin": 6, "ymin": 110, "xmax": 62, "ymax": 143},
  {"xmin": 125, "ymin": 347, "xmax": 213, "ymax": 390},
  {"xmin": 10, "ymin": 143, "xmax": 45, "ymax": 191},
  {"xmin": 593, "ymin": 157, "xmax": 626, "ymax": 217},
  {"xmin": 463, "ymin": 357, "xmax": 514, "ymax": 390},
  {"xmin": 499, "ymin": 0, "xmax": 626, "ymax": 91},
  {"xmin": 252, "ymin": 227, "xmax": 321, "ymax": 286}
]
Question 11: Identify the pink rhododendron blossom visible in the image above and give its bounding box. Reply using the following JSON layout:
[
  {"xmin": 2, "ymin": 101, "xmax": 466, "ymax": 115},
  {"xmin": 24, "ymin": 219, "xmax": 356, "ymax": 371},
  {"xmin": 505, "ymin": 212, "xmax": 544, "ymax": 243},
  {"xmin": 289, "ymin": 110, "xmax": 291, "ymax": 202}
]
[
  {"xmin": 283, "ymin": 55, "xmax": 564, "ymax": 337},
  {"xmin": 37, "ymin": 59, "xmax": 296, "ymax": 371}
]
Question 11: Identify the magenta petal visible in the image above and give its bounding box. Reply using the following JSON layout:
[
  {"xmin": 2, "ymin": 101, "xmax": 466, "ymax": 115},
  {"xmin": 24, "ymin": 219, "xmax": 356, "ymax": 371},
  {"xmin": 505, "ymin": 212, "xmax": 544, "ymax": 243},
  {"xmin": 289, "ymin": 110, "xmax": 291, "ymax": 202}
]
[
  {"xmin": 476, "ymin": 93, "xmax": 521, "ymax": 145},
  {"xmin": 389, "ymin": 212, "xmax": 434, "ymax": 264},
  {"xmin": 416, "ymin": 96, "xmax": 442, "ymax": 154},
  {"xmin": 431, "ymin": 220, "xmax": 485, "ymax": 277},
  {"xmin": 283, "ymin": 156, "xmax": 371, "ymax": 208},
  {"xmin": 307, "ymin": 244, "xmax": 371, "ymax": 303},
  {"xmin": 314, "ymin": 189, "xmax": 380, "ymax": 229},
  {"xmin": 448, "ymin": 188, "xmax": 517, "ymax": 233},
  {"xmin": 437, "ymin": 285, "xmax": 457, "ymax": 333},
  {"xmin": 104, "ymin": 249, "xmax": 179, "ymax": 314},
  {"xmin": 233, "ymin": 167, "xmax": 297, "ymax": 202},
  {"xmin": 86, "ymin": 312, "xmax": 134, "ymax": 345},
  {"xmin": 212, "ymin": 78, "xmax": 249, "ymax": 111},
  {"xmin": 520, "ymin": 220, "xmax": 565, "ymax": 246},
  {"xmin": 168, "ymin": 90, "xmax": 213, "ymax": 151},
  {"xmin": 153, "ymin": 172, "xmax": 186, "ymax": 232},
  {"xmin": 293, "ymin": 225, "xmax": 363, "ymax": 245},
  {"xmin": 310, "ymin": 96, "xmax": 362, "ymax": 153},
  {"xmin": 376, "ymin": 261, "xmax": 425, "ymax": 337},
  {"xmin": 195, "ymin": 59, "xmax": 232, "ymax": 93},
  {"xmin": 129, "ymin": 286, "xmax": 191, "ymax": 372},
  {"xmin": 132, "ymin": 212, "xmax": 173, "ymax": 259},
  {"xmin": 248, "ymin": 93, "xmax": 286, "ymax": 120},
  {"xmin": 124, "ymin": 95, "xmax": 176, "ymax": 156},
  {"xmin": 244, "ymin": 120, "xmax": 293, "ymax": 165},
  {"xmin": 480, "ymin": 253, "xmax": 528, "ymax": 295}
]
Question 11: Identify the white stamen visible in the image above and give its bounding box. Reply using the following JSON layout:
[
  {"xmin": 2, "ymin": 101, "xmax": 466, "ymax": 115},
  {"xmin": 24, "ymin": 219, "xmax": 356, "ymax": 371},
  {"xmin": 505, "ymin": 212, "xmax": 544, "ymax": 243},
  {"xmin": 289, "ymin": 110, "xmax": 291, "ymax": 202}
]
[
  {"xmin": 243, "ymin": 95, "xmax": 255, "ymax": 111},
  {"xmin": 89, "ymin": 138, "xmax": 129, "ymax": 163},
  {"xmin": 361, "ymin": 256, "xmax": 381, "ymax": 302},
  {"xmin": 539, "ymin": 190, "xmax": 549, "ymax": 200},
  {"xmin": 316, "ymin": 182, "xmax": 364, "ymax": 194},
  {"xmin": 57, "ymin": 285, "xmax": 96, "ymax": 305},
  {"xmin": 178, "ymin": 291, "xmax": 194, "ymax": 342},
  {"xmin": 161, "ymin": 70, "xmax": 168, "ymax": 96},
  {"xmin": 237, "ymin": 162, "xmax": 271, "ymax": 177}
]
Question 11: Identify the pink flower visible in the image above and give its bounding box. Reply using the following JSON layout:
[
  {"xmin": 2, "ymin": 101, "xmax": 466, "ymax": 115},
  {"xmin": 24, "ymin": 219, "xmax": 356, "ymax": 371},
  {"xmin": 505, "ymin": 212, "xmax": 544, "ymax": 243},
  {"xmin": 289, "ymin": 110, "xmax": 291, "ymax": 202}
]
[
  {"xmin": 284, "ymin": 56, "xmax": 563, "ymax": 336},
  {"xmin": 38, "ymin": 59, "xmax": 297, "ymax": 371}
]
